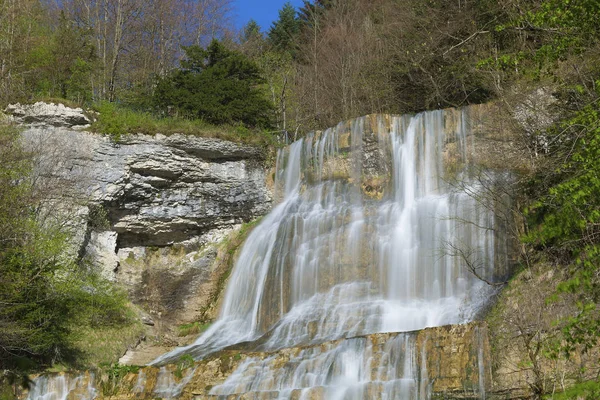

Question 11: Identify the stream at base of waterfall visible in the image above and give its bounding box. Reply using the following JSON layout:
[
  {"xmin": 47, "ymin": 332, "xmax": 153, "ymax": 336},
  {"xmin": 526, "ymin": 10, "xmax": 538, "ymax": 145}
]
[{"xmin": 28, "ymin": 109, "xmax": 508, "ymax": 400}]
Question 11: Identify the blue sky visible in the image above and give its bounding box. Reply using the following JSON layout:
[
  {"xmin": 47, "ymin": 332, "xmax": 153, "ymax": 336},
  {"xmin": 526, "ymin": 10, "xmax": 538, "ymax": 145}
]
[{"xmin": 233, "ymin": 0, "xmax": 306, "ymax": 32}]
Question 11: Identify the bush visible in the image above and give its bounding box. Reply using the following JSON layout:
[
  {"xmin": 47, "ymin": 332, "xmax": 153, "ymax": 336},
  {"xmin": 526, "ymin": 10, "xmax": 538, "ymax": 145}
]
[
  {"xmin": 0, "ymin": 124, "xmax": 132, "ymax": 374},
  {"xmin": 546, "ymin": 380, "xmax": 600, "ymax": 400},
  {"xmin": 154, "ymin": 40, "xmax": 274, "ymax": 128}
]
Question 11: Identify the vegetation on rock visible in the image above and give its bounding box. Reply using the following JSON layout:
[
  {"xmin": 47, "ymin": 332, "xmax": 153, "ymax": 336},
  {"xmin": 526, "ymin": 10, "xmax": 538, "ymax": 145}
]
[{"xmin": 0, "ymin": 124, "xmax": 133, "ymax": 377}]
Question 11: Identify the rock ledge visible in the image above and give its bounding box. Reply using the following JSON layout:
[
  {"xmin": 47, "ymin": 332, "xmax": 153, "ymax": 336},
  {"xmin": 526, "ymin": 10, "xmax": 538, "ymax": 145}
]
[{"xmin": 5, "ymin": 101, "xmax": 91, "ymax": 128}]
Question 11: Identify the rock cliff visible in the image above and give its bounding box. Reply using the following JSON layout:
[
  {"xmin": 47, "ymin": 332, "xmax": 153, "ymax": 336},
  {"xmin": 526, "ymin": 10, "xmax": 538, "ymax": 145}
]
[{"xmin": 8, "ymin": 103, "xmax": 273, "ymax": 353}]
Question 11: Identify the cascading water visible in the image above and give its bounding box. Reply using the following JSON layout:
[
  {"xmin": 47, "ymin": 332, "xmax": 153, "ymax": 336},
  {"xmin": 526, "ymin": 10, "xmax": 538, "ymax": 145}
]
[
  {"xmin": 149, "ymin": 109, "xmax": 505, "ymax": 398},
  {"xmin": 25, "ymin": 109, "xmax": 505, "ymax": 400},
  {"xmin": 26, "ymin": 373, "xmax": 96, "ymax": 400}
]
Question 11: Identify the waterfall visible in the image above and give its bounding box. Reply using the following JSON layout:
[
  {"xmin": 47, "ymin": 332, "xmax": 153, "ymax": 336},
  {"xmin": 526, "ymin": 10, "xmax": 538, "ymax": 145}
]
[
  {"xmin": 20, "ymin": 108, "xmax": 506, "ymax": 400},
  {"xmin": 153, "ymin": 110, "xmax": 501, "ymax": 368},
  {"xmin": 26, "ymin": 373, "xmax": 96, "ymax": 400},
  {"xmin": 22, "ymin": 110, "xmax": 500, "ymax": 400}
]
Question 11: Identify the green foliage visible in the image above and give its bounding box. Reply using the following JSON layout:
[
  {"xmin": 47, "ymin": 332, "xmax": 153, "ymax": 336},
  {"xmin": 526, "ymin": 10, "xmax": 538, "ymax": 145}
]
[
  {"xmin": 267, "ymin": 2, "xmax": 301, "ymax": 55},
  {"xmin": 512, "ymin": 6, "xmax": 600, "ymax": 361},
  {"xmin": 524, "ymin": 0, "xmax": 600, "ymax": 59},
  {"xmin": 174, "ymin": 355, "xmax": 195, "ymax": 379},
  {"xmin": 481, "ymin": 0, "xmax": 600, "ymax": 78},
  {"xmin": 0, "ymin": 124, "xmax": 132, "ymax": 374},
  {"xmin": 258, "ymin": 49, "xmax": 297, "ymax": 131},
  {"xmin": 154, "ymin": 40, "xmax": 274, "ymax": 128},
  {"xmin": 242, "ymin": 19, "xmax": 263, "ymax": 43},
  {"xmin": 99, "ymin": 363, "xmax": 140, "ymax": 396},
  {"xmin": 49, "ymin": 11, "xmax": 95, "ymax": 103},
  {"xmin": 91, "ymin": 102, "xmax": 273, "ymax": 145},
  {"xmin": 474, "ymin": 0, "xmax": 600, "ymax": 385},
  {"xmin": 297, "ymin": 0, "xmax": 331, "ymax": 26},
  {"xmin": 88, "ymin": 204, "xmax": 110, "ymax": 231},
  {"xmin": 545, "ymin": 379, "xmax": 600, "ymax": 399},
  {"xmin": 177, "ymin": 322, "xmax": 211, "ymax": 337},
  {"xmin": 525, "ymin": 100, "xmax": 600, "ymax": 254}
]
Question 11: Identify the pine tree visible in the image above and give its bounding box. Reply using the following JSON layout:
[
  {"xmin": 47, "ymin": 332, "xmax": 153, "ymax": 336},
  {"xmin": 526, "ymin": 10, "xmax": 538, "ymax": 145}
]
[
  {"xmin": 267, "ymin": 2, "xmax": 301, "ymax": 55},
  {"xmin": 242, "ymin": 19, "xmax": 263, "ymax": 43},
  {"xmin": 240, "ymin": 19, "xmax": 265, "ymax": 59},
  {"xmin": 298, "ymin": 0, "xmax": 331, "ymax": 27},
  {"xmin": 154, "ymin": 40, "xmax": 273, "ymax": 128}
]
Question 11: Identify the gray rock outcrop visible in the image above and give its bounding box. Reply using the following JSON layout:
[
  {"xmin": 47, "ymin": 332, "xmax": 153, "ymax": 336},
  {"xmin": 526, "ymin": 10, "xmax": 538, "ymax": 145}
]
[
  {"xmin": 22, "ymin": 127, "xmax": 272, "ymax": 250},
  {"xmin": 9, "ymin": 102, "xmax": 273, "ymax": 340},
  {"xmin": 6, "ymin": 102, "xmax": 92, "ymax": 127}
]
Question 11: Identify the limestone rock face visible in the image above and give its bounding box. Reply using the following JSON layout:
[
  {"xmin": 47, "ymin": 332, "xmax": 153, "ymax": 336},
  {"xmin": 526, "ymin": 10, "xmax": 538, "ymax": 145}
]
[
  {"xmin": 21, "ymin": 127, "xmax": 271, "ymax": 249},
  {"xmin": 5, "ymin": 102, "xmax": 91, "ymax": 127},
  {"xmin": 17, "ymin": 116, "xmax": 272, "ymax": 338}
]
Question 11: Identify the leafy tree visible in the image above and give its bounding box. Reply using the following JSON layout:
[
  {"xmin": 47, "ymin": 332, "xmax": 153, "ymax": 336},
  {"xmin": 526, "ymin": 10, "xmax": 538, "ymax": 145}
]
[
  {"xmin": 0, "ymin": 125, "xmax": 131, "ymax": 375},
  {"xmin": 154, "ymin": 40, "xmax": 273, "ymax": 127},
  {"xmin": 525, "ymin": 97, "xmax": 600, "ymax": 354},
  {"xmin": 49, "ymin": 11, "xmax": 95, "ymax": 102},
  {"xmin": 267, "ymin": 2, "xmax": 301, "ymax": 55},
  {"xmin": 258, "ymin": 50, "xmax": 297, "ymax": 132},
  {"xmin": 504, "ymin": 0, "xmax": 600, "ymax": 359}
]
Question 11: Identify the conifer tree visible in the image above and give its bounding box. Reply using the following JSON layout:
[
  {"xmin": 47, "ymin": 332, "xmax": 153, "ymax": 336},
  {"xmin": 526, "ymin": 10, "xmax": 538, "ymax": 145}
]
[
  {"xmin": 154, "ymin": 40, "xmax": 273, "ymax": 128},
  {"xmin": 267, "ymin": 2, "xmax": 301, "ymax": 55}
]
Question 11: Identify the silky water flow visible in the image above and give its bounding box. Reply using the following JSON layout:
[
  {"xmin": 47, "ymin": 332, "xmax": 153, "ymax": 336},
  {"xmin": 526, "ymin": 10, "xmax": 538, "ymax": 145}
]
[
  {"xmin": 28, "ymin": 109, "xmax": 507, "ymax": 400},
  {"xmin": 153, "ymin": 109, "xmax": 505, "ymax": 398}
]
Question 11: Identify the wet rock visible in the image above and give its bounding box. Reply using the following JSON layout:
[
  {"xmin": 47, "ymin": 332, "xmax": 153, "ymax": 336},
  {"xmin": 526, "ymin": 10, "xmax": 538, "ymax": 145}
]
[{"xmin": 22, "ymin": 323, "xmax": 493, "ymax": 400}]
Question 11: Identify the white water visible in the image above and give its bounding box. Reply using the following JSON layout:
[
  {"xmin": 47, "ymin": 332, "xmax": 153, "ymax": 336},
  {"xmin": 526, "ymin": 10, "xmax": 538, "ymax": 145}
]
[
  {"xmin": 210, "ymin": 334, "xmax": 429, "ymax": 399},
  {"xmin": 153, "ymin": 367, "xmax": 196, "ymax": 399},
  {"xmin": 154, "ymin": 110, "xmax": 500, "ymax": 369},
  {"xmin": 27, "ymin": 374, "xmax": 96, "ymax": 400},
  {"xmin": 25, "ymin": 110, "xmax": 500, "ymax": 400}
]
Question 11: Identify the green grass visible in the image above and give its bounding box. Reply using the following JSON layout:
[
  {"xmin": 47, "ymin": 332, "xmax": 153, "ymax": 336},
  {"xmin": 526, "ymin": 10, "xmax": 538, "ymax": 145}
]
[
  {"xmin": 545, "ymin": 380, "xmax": 600, "ymax": 399},
  {"xmin": 90, "ymin": 102, "xmax": 275, "ymax": 145},
  {"xmin": 70, "ymin": 304, "xmax": 145, "ymax": 368},
  {"xmin": 0, "ymin": 382, "xmax": 14, "ymax": 400},
  {"xmin": 177, "ymin": 322, "xmax": 211, "ymax": 337}
]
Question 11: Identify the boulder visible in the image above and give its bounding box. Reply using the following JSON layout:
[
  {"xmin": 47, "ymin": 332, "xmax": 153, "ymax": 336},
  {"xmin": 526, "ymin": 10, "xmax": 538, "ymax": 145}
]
[{"xmin": 5, "ymin": 101, "xmax": 91, "ymax": 128}]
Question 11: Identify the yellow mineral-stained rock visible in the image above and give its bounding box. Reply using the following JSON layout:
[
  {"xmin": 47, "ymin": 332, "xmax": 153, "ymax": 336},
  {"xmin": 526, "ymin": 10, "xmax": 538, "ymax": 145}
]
[{"xmin": 22, "ymin": 323, "xmax": 496, "ymax": 400}]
